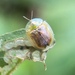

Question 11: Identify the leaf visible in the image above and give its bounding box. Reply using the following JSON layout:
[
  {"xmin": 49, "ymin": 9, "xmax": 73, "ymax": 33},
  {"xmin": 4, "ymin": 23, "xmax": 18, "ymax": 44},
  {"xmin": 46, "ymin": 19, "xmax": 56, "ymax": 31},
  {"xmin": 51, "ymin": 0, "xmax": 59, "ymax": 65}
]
[{"xmin": 0, "ymin": 28, "xmax": 48, "ymax": 75}]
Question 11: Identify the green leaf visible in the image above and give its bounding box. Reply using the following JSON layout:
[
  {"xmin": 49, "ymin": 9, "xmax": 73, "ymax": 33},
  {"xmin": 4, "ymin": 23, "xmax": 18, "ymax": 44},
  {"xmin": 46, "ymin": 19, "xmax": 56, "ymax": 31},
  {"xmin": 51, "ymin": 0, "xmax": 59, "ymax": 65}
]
[{"xmin": 0, "ymin": 28, "xmax": 48, "ymax": 75}]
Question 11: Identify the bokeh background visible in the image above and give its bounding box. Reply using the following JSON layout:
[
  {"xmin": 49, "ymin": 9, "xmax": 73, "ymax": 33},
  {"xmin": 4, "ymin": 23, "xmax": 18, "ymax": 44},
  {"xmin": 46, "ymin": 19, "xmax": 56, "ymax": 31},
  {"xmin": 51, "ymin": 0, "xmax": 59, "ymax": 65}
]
[{"xmin": 0, "ymin": 0, "xmax": 75, "ymax": 75}]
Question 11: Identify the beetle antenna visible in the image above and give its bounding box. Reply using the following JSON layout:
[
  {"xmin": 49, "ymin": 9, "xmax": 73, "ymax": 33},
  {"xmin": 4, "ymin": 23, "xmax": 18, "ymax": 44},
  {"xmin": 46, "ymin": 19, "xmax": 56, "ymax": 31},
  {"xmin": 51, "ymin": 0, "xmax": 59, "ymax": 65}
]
[
  {"xmin": 23, "ymin": 16, "xmax": 30, "ymax": 21},
  {"xmin": 31, "ymin": 10, "xmax": 33, "ymax": 19}
]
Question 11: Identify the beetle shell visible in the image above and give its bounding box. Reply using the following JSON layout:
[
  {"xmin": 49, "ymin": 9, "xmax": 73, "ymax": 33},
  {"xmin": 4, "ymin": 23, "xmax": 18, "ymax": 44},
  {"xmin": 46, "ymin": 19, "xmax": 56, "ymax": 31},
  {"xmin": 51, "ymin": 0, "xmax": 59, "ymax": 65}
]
[{"xmin": 25, "ymin": 18, "xmax": 55, "ymax": 50}]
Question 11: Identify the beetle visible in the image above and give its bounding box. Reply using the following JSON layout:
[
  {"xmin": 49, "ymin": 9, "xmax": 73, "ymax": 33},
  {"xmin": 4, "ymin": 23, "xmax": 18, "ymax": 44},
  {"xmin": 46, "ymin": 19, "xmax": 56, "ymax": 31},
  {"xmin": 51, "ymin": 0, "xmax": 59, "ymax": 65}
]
[{"xmin": 23, "ymin": 15, "xmax": 55, "ymax": 51}]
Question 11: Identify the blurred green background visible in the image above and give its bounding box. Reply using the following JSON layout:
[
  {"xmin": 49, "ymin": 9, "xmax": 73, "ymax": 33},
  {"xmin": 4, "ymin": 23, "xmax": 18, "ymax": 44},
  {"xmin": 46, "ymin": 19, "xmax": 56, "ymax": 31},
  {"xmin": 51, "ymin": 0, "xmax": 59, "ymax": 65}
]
[{"xmin": 0, "ymin": 0, "xmax": 75, "ymax": 75}]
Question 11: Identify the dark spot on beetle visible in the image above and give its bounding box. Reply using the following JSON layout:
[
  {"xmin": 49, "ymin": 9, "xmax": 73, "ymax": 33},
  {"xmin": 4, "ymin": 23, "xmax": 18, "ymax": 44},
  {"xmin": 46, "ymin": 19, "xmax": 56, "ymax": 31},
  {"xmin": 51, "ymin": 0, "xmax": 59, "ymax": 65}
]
[
  {"xmin": 53, "ymin": 40, "xmax": 56, "ymax": 44},
  {"xmin": 31, "ymin": 29, "xmax": 51, "ymax": 49}
]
